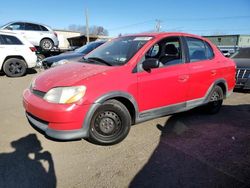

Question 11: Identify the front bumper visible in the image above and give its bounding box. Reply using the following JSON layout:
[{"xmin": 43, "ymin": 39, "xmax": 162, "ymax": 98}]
[{"xmin": 23, "ymin": 88, "xmax": 92, "ymax": 140}]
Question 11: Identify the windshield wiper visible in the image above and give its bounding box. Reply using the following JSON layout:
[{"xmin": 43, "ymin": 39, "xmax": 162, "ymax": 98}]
[{"xmin": 86, "ymin": 57, "xmax": 113, "ymax": 66}]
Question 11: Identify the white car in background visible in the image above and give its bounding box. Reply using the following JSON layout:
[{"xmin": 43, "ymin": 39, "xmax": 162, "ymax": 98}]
[
  {"xmin": 0, "ymin": 21, "xmax": 59, "ymax": 51},
  {"xmin": 0, "ymin": 31, "xmax": 37, "ymax": 77}
]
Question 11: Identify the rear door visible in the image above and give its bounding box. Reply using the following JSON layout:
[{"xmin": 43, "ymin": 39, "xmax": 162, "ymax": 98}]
[
  {"xmin": 184, "ymin": 37, "xmax": 217, "ymax": 101},
  {"xmin": 137, "ymin": 36, "xmax": 189, "ymax": 112},
  {"xmin": 24, "ymin": 23, "xmax": 43, "ymax": 46},
  {"xmin": 0, "ymin": 35, "xmax": 7, "ymax": 66},
  {"xmin": 0, "ymin": 34, "xmax": 25, "ymax": 67}
]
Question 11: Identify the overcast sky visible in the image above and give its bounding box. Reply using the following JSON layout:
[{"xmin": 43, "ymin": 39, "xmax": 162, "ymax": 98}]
[{"xmin": 1, "ymin": 0, "xmax": 250, "ymax": 36}]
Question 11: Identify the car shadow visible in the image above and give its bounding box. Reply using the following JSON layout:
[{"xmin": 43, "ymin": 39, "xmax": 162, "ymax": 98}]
[
  {"xmin": 26, "ymin": 68, "xmax": 38, "ymax": 75},
  {"xmin": 233, "ymin": 88, "xmax": 250, "ymax": 93},
  {"xmin": 130, "ymin": 104, "xmax": 250, "ymax": 188},
  {"xmin": 0, "ymin": 134, "xmax": 57, "ymax": 187}
]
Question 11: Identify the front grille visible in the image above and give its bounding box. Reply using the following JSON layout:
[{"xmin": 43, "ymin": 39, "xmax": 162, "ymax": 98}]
[
  {"xmin": 31, "ymin": 89, "xmax": 46, "ymax": 98},
  {"xmin": 236, "ymin": 68, "xmax": 250, "ymax": 79}
]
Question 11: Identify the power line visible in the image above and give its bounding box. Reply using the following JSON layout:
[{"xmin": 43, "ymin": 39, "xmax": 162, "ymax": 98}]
[
  {"xmin": 109, "ymin": 20, "xmax": 154, "ymax": 31},
  {"xmin": 108, "ymin": 15, "xmax": 250, "ymax": 31}
]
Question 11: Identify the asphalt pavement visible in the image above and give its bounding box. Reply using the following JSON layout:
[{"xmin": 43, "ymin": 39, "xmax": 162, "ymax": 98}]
[{"xmin": 0, "ymin": 70, "xmax": 250, "ymax": 188}]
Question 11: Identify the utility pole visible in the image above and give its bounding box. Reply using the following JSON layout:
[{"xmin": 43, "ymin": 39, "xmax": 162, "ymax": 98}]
[
  {"xmin": 85, "ymin": 8, "xmax": 90, "ymax": 44},
  {"xmin": 155, "ymin": 19, "xmax": 162, "ymax": 32}
]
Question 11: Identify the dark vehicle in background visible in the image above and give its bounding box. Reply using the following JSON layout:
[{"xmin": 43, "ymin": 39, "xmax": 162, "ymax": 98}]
[
  {"xmin": 42, "ymin": 41, "xmax": 105, "ymax": 69},
  {"xmin": 231, "ymin": 47, "xmax": 250, "ymax": 90}
]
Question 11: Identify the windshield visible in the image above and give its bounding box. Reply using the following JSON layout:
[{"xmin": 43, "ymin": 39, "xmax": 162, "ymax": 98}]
[
  {"xmin": 231, "ymin": 48, "xmax": 250, "ymax": 59},
  {"xmin": 75, "ymin": 42, "xmax": 102, "ymax": 54},
  {"xmin": 0, "ymin": 23, "xmax": 9, "ymax": 29},
  {"xmin": 84, "ymin": 36, "xmax": 152, "ymax": 66}
]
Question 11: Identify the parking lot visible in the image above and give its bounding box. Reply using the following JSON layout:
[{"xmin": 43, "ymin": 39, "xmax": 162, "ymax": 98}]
[{"xmin": 0, "ymin": 70, "xmax": 250, "ymax": 188}]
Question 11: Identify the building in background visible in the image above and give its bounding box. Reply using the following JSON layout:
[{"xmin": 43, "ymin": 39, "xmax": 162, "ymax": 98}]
[
  {"xmin": 203, "ymin": 34, "xmax": 250, "ymax": 55},
  {"xmin": 54, "ymin": 29, "xmax": 111, "ymax": 50},
  {"xmin": 54, "ymin": 29, "xmax": 81, "ymax": 50}
]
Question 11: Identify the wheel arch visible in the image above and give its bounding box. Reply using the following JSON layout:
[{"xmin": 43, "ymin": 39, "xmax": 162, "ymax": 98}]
[
  {"xmin": 204, "ymin": 79, "xmax": 228, "ymax": 103},
  {"xmin": 2, "ymin": 56, "xmax": 27, "ymax": 70},
  {"xmin": 82, "ymin": 91, "xmax": 139, "ymax": 137},
  {"xmin": 95, "ymin": 92, "xmax": 139, "ymax": 125}
]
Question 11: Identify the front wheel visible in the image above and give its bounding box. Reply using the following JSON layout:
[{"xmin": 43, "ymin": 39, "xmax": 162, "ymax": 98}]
[
  {"xmin": 204, "ymin": 85, "xmax": 223, "ymax": 114},
  {"xmin": 89, "ymin": 100, "xmax": 131, "ymax": 145},
  {"xmin": 3, "ymin": 58, "xmax": 27, "ymax": 77}
]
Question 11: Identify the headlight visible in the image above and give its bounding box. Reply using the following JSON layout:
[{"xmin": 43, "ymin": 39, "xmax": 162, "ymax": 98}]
[
  {"xmin": 51, "ymin": 59, "xmax": 69, "ymax": 67},
  {"xmin": 44, "ymin": 86, "xmax": 86, "ymax": 104}
]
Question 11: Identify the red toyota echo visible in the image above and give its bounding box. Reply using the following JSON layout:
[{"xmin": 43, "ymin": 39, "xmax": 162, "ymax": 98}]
[{"xmin": 23, "ymin": 33, "xmax": 236, "ymax": 145}]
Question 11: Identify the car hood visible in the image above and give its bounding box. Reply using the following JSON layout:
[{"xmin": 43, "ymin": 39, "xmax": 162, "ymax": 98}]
[
  {"xmin": 34, "ymin": 62, "xmax": 113, "ymax": 92},
  {"xmin": 43, "ymin": 52, "xmax": 84, "ymax": 63},
  {"xmin": 233, "ymin": 58, "xmax": 250, "ymax": 68}
]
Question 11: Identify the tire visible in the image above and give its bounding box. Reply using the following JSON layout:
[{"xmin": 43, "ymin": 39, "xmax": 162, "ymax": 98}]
[
  {"xmin": 204, "ymin": 85, "xmax": 223, "ymax": 114},
  {"xmin": 3, "ymin": 58, "xmax": 27, "ymax": 77},
  {"xmin": 40, "ymin": 39, "xmax": 54, "ymax": 51},
  {"xmin": 89, "ymin": 100, "xmax": 131, "ymax": 145}
]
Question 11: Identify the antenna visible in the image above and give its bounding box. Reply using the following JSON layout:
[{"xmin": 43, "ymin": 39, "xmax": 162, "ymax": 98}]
[{"xmin": 85, "ymin": 8, "xmax": 89, "ymax": 44}]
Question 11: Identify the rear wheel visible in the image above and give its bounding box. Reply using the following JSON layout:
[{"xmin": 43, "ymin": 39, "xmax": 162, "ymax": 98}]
[
  {"xmin": 3, "ymin": 58, "xmax": 27, "ymax": 77},
  {"xmin": 89, "ymin": 100, "xmax": 131, "ymax": 145},
  {"xmin": 40, "ymin": 39, "xmax": 54, "ymax": 51},
  {"xmin": 204, "ymin": 85, "xmax": 223, "ymax": 114}
]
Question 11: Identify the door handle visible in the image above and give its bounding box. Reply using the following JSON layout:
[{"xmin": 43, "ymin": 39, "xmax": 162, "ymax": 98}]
[
  {"xmin": 211, "ymin": 70, "xmax": 217, "ymax": 76},
  {"xmin": 178, "ymin": 75, "xmax": 189, "ymax": 82}
]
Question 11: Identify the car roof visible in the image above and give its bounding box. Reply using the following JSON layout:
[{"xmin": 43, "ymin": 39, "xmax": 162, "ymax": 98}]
[
  {"xmin": 122, "ymin": 32, "xmax": 206, "ymax": 40},
  {"xmin": 3, "ymin": 21, "xmax": 52, "ymax": 29}
]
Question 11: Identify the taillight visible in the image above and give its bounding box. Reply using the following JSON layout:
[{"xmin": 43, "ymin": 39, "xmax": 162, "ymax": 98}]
[
  {"xmin": 54, "ymin": 32, "xmax": 58, "ymax": 37},
  {"xmin": 30, "ymin": 47, "xmax": 37, "ymax": 52}
]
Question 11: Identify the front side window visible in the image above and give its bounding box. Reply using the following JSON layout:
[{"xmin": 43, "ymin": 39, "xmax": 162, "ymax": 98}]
[
  {"xmin": 144, "ymin": 36, "xmax": 184, "ymax": 66},
  {"xmin": 84, "ymin": 36, "xmax": 152, "ymax": 66},
  {"xmin": 5, "ymin": 22, "xmax": 25, "ymax": 30},
  {"xmin": 0, "ymin": 34, "xmax": 22, "ymax": 45},
  {"xmin": 186, "ymin": 37, "xmax": 214, "ymax": 62}
]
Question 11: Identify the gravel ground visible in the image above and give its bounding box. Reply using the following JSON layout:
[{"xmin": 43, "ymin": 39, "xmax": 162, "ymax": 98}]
[{"xmin": 0, "ymin": 70, "xmax": 250, "ymax": 188}]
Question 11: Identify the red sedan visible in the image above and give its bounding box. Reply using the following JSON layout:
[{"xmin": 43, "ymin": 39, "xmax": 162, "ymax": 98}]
[{"xmin": 23, "ymin": 32, "xmax": 236, "ymax": 145}]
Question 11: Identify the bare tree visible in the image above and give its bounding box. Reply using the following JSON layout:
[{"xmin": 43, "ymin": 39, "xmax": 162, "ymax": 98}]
[{"xmin": 67, "ymin": 24, "xmax": 108, "ymax": 36}]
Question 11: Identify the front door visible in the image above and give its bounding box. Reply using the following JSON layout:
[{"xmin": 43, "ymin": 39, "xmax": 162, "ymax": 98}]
[{"xmin": 137, "ymin": 36, "xmax": 189, "ymax": 112}]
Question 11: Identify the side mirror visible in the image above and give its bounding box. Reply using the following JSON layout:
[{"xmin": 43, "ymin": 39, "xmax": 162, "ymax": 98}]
[{"xmin": 142, "ymin": 58, "xmax": 159, "ymax": 71}]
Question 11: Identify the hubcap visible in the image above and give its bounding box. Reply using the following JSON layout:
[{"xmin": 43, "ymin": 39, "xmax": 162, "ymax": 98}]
[
  {"xmin": 210, "ymin": 91, "xmax": 221, "ymax": 106},
  {"xmin": 8, "ymin": 61, "xmax": 23, "ymax": 75},
  {"xmin": 94, "ymin": 111, "xmax": 121, "ymax": 136},
  {"xmin": 42, "ymin": 40, "xmax": 52, "ymax": 49}
]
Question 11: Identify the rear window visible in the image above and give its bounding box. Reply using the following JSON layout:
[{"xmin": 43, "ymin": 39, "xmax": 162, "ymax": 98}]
[
  {"xmin": 0, "ymin": 34, "xmax": 23, "ymax": 45},
  {"xmin": 40, "ymin": 25, "xmax": 49, "ymax": 31}
]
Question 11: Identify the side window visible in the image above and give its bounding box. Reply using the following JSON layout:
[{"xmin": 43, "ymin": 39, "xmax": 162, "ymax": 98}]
[
  {"xmin": 0, "ymin": 35, "xmax": 23, "ymax": 45},
  {"xmin": 5, "ymin": 22, "xmax": 25, "ymax": 30},
  {"xmin": 145, "ymin": 37, "xmax": 184, "ymax": 67},
  {"xmin": 186, "ymin": 37, "xmax": 214, "ymax": 62},
  {"xmin": 25, "ymin": 23, "xmax": 42, "ymax": 31},
  {"xmin": 204, "ymin": 41, "xmax": 214, "ymax": 59},
  {"xmin": 40, "ymin": 25, "xmax": 49, "ymax": 31}
]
